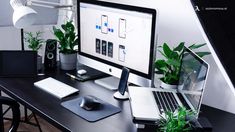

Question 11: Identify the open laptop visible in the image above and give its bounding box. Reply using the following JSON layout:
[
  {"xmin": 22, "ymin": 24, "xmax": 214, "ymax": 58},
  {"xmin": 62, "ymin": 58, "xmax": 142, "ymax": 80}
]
[{"xmin": 128, "ymin": 47, "xmax": 210, "ymax": 121}]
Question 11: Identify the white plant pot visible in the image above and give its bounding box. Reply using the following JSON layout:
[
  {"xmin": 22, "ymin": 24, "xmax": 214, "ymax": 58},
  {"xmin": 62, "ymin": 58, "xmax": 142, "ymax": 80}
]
[
  {"xmin": 160, "ymin": 81, "xmax": 177, "ymax": 89},
  {"xmin": 59, "ymin": 53, "xmax": 77, "ymax": 70}
]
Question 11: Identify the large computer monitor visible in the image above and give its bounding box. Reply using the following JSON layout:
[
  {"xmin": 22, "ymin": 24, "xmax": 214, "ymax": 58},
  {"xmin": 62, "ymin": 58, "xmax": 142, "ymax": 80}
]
[{"xmin": 77, "ymin": 0, "xmax": 157, "ymax": 88}]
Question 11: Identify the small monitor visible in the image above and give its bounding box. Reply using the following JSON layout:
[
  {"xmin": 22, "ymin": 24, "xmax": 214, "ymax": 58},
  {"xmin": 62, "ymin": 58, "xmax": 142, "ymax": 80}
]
[
  {"xmin": 0, "ymin": 51, "xmax": 37, "ymax": 77},
  {"xmin": 77, "ymin": 0, "xmax": 157, "ymax": 87}
]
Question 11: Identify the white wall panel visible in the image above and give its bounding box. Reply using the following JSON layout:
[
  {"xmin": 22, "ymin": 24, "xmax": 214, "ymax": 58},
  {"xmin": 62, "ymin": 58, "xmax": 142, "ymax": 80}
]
[
  {"xmin": 101, "ymin": 0, "xmax": 235, "ymax": 113},
  {"xmin": 0, "ymin": 27, "xmax": 21, "ymax": 50}
]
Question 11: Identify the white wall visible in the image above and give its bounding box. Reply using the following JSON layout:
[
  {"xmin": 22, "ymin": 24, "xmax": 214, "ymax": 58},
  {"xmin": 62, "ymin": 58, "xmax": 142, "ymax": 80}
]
[
  {"xmin": 0, "ymin": 25, "xmax": 52, "ymax": 62},
  {"xmin": 100, "ymin": 0, "xmax": 235, "ymax": 113},
  {"xmin": 0, "ymin": 27, "xmax": 21, "ymax": 50}
]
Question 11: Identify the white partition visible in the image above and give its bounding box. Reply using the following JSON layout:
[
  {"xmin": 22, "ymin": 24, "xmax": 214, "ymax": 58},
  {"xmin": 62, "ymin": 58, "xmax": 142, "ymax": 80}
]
[
  {"xmin": 100, "ymin": 0, "xmax": 235, "ymax": 114},
  {"xmin": 0, "ymin": 27, "xmax": 21, "ymax": 50}
]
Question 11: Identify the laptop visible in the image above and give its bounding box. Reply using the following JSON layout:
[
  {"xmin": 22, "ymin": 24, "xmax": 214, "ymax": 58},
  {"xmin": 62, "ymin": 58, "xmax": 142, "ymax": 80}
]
[{"xmin": 128, "ymin": 47, "xmax": 210, "ymax": 121}]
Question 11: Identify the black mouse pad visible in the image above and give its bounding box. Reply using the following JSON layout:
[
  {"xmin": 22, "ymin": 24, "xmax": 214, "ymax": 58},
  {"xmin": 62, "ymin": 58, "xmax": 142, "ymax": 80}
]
[{"xmin": 61, "ymin": 96, "xmax": 121, "ymax": 122}]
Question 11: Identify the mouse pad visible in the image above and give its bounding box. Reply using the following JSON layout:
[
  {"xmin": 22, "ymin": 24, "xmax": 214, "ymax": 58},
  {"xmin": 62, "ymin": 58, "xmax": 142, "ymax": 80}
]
[{"xmin": 61, "ymin": 96, "xmax": 121, "ymax": 122}]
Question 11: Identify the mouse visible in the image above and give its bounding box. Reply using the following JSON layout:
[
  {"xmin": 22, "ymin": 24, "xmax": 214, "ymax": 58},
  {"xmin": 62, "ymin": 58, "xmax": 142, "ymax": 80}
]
[
  {"xmin": 79, "ymin": 95, "xmax": 101, "ymax": 111},
  {"xmin": 77, "ymin": 69, "xmax": 87, "ymax": 75}
]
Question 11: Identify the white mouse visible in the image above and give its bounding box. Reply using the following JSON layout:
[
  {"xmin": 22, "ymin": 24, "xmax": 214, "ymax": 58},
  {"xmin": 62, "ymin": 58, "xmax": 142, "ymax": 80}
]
[{"xmin": 77, "ymin": 69, "xmax": 87, "ymax": 75}]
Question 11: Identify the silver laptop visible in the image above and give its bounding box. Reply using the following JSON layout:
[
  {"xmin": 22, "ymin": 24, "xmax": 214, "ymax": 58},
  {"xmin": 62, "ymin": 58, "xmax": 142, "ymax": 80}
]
[{"xmin": 128, "ymin": 47, "xmax": 210, "ymax": 121}]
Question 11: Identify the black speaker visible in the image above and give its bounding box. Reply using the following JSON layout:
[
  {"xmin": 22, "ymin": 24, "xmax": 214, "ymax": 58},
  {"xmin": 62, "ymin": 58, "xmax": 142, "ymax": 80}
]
[{"xmin": 44, "ymin": 39, "xmax": 57, "ymax": 70}]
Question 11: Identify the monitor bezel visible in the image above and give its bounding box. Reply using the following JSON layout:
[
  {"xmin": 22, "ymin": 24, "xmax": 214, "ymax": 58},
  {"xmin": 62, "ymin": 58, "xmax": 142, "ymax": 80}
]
[{"xmin": 77, "ymin": 0, "xmax": 157, "ymax": 79}]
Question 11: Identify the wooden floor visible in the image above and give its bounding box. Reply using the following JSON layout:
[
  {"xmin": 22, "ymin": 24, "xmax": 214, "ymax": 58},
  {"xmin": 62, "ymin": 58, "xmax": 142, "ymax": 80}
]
[{"xmin": 4, "ymin": 115, "xmax": 61, "ymax": 132}]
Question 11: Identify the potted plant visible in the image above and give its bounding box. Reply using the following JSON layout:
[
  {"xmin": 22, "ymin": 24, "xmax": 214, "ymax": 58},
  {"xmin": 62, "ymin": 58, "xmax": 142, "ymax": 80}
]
[
  {"xmin": 155, "ymin": 42, "xmax": 210, "ymax": 89},
  {"xmin": 53, "ymin": 21, "xmax": 78, "ymax": 70},
  {"xmin": 24, "ymin": 31, "xmax": 44, "ymax": 70},
  {"xmin": 158, "ymin": 107, "xmax": 195, "ymax": 132}
]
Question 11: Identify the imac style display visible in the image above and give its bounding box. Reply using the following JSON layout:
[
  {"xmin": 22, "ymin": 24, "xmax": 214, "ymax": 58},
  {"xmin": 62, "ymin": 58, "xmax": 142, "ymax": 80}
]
[{"xmin": 77, "ymin": 0, "xmax": 157, "ymax": 88}]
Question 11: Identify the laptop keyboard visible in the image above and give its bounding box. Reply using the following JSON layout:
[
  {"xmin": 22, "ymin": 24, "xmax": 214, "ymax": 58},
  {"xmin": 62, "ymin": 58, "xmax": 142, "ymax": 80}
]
[{"xmin": 152, "ymin": 91, "xmax": 180, "ymax": 114}]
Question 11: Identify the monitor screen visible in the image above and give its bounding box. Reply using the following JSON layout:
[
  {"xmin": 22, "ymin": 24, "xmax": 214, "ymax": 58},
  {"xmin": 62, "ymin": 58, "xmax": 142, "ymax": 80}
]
[
  {"xmin": 78, "ymin": 0, "xmax": 157, "ymax": 86},
  {"xmin": 178, "ymin": 48, "xmax": 209, "ymax": 115}
]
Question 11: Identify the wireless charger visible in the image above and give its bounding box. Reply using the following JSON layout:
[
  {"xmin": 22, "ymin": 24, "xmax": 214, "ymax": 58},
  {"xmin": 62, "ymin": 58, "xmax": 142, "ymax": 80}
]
[
  {"xmin": 113, "ymin": 67, "xmax": 130, "ymax": 100},
  {"xmin": 113, "ymin": 91, "xmax": 129, "ymax": 100}
]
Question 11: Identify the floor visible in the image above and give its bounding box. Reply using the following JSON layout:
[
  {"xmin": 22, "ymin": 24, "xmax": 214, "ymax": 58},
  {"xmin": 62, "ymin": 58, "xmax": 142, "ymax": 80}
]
[{"xmin": 4, "ymin": 115, "xmax": 61, "ymax": 132}]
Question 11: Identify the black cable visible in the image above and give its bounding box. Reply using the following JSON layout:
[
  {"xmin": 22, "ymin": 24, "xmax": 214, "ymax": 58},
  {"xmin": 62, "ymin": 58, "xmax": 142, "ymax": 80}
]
[{"xmin": 21, "ymin": 29, "xmax": 24, "ymax": 50}]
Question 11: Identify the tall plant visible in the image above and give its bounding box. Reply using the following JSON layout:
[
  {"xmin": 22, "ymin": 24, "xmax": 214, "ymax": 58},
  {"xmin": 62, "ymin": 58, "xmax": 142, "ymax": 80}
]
[
  {"xmin": 53, "ymin": 21, "xmax": 78, "ymax": 54},
  {"xmin": 155, "ymin": 42, "xmax": 210, "ymax": 85},
  {"xmin": 24, "ymin": 31, "xmax": 44, "ymax": 51}
]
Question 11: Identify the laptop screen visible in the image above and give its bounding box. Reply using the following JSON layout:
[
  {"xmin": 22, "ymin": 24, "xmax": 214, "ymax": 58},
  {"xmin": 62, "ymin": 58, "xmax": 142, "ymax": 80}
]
[{"xmin": 178, "ymin": 48, "xmax": 209, "ymax": 115}]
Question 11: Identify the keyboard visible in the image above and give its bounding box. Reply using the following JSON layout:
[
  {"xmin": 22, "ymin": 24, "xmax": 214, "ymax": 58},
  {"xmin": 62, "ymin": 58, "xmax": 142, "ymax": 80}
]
[
  {"xmin": 152, "ymin": 91, "xmax": 179, "ymax": 114},
  {"xmin": 34, "ymin": 77, "xmax": 79, "ymax": 99}
]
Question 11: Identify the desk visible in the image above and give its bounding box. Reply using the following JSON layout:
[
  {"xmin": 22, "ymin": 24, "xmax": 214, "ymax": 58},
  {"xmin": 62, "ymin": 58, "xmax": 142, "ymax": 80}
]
[
  {"xmin": 0, "ymin": 69, "xmax": 138, "ymax": 132},
  {"xmin": 0, "ymin": 69, "xmax": 235, "ymax": 132}
]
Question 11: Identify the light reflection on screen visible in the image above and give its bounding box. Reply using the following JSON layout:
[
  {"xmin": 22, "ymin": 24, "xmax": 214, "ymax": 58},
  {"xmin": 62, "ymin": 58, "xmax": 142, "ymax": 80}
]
[{"xmin": 178, "ymin": 49, "xmax": 208, "ymax": 112}]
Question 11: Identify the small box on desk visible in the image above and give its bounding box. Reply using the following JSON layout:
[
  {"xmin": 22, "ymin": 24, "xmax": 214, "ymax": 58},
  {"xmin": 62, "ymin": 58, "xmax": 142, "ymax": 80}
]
[{"xmin": 194, "ymin": 117, "xmax": 213, "ymax": 132}]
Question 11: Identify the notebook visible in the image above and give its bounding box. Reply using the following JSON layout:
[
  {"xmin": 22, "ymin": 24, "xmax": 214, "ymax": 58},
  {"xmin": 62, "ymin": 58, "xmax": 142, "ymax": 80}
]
[
  {"xmin": 34, "ymin": 77, "xmax": 79, "ymax": 99},
  {"xmin": 76, "ymin": 64, "xmax": 109, "ymax": 82},
  {"xmin": 128, "ymin": 47, "xmax": 210, "ymax": 121}
]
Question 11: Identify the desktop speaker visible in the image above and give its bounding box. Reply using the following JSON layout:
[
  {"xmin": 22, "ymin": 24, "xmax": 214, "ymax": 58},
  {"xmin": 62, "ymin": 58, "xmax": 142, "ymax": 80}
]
[{"xmin": 44, "ymin": 39, "xmax": 57, "ymax": 70}]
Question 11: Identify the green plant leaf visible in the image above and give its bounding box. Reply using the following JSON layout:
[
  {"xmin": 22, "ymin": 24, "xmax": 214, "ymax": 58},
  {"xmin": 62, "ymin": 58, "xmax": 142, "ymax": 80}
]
[
  {"xmin": 155, "ymin": 60, "xmax": 168, "ymax": 73},
  {"xmin": 195, "ymin": 52, "xmax": 211, "ymax": 57},
  {"xmin": 156, "ymin": 71, "xmax": 164, "ymax": 75},
  {"xmin": 158, "ymin": 49, "xmax": 167, "ymax": 58},
  {"xmin": 166, "ymin": 58, "xmax": 181, "ymax": 67},
  {"xmin": 158, "ymin": 107, "xmax": 195, "ymax": 132},
  {"xmin": 61, "ymin": 24, "xmax": 66, "ymax": 31},
  {"xmin": 154, "ymin": 42, "xmax": 210, "ymax": 86},
  {"xmin": 158, "ymin": 45, "xmax": 163, "ymax": 48},
  {"xmin": 53, "ymin": 26, "xmax": 64, "ymax": 41},
  {"xmin": 188, "ymin": 43, "xmax": 206, "ymax": 49},
  {"xmin": 163, "ymin": 43, "xmax": 173, "ymax": 58},
  {"xmin": 173, "ymin": 42, "xmax": 185, "ymax": 52},
  {"xmin": 24, "ymin": 31, "xmax": 44, "ymax": 51},
  {"xmin": 53, "ymin": 21, "xmax": 78, "ymax": 54},
  {"xmin": 170, "ymin": 51, "xmax": 180, "ymax": 60}
]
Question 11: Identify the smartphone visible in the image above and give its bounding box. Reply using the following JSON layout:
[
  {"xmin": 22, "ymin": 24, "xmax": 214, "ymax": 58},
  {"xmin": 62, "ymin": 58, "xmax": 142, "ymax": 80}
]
[
  {"xmin": 108, "ymin": 42, "xmax": 113, "ymax": 58},
  {"xmin": 119, "ymin": 18, "xmax": 126, "ymax": 38},
  {"xmin": 101, "ymin": 15, "xmax": 108, "ymax": 34},
  {"xmin": 96, "ymin": 38, "xmax": 101, "ymax": 53},
  {"xmin": 118, "ymin": 45, "xmax": 125, "ymax": 62},
  {"xmin": 102, "ymin": 40, "xmax": 107, "ymax": 55},
  {"xmin": 118, "ymin": 67, "xmax": 130, "ymax": 95}
]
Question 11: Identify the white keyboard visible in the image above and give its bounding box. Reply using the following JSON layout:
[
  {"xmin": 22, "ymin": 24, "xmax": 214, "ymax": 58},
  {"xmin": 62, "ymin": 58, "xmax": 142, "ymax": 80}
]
[{"xmin": 34, "ymin": 77, "xmax": 79, "ymax": 99}]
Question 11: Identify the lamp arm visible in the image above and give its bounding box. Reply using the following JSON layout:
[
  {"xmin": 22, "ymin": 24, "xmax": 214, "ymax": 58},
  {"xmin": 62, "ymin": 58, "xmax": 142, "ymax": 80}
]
[{"xmin": 27, "ymin": 0, "xmax": 73, "ymax": 9}]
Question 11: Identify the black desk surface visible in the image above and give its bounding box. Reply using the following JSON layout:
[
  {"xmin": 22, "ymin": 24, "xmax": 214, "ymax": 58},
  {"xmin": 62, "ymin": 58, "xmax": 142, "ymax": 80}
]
[{"xmin": 0, "ymin": 69, "xmax": 235, "ymax": 132}]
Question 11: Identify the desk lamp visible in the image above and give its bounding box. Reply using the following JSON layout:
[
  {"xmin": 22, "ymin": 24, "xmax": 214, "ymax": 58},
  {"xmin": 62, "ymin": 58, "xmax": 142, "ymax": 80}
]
[
  {"xmin": 10, "ymin": 0, "xmax": 74, "ymax": 29},
  {"xmin": 10, "ymin": 0, "xmax": 74, "ymax": 50}
]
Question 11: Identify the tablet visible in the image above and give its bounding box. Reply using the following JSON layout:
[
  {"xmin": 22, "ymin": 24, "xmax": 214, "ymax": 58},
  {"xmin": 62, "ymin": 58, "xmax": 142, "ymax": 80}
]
[{"xmin": 0, "ymin": 51, "xmax": 37, "ymax": 77}]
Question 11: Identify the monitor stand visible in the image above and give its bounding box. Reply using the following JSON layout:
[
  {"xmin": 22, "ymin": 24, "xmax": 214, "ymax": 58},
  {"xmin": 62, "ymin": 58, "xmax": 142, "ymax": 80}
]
[{"xmin": 94, "ymin": 76, "xmax": 119, "ymax": 90}]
